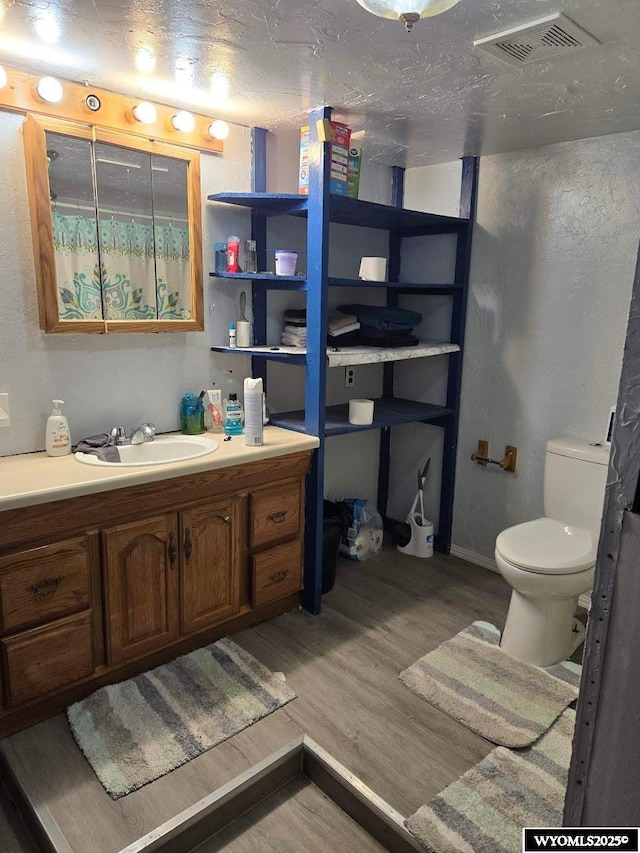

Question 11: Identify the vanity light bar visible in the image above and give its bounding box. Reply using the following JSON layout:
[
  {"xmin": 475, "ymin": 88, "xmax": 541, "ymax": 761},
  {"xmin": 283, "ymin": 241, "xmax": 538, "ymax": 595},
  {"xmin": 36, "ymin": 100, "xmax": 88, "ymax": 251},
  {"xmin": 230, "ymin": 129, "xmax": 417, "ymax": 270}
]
[
  {"xmin": 35, "ymin": 76, "xmax": 64, "ymax": 104},
  {"xmin": 0, "ymin": 65, "xmax": 226, "ymax": 153},
  {"xmin": 131, "ymin": 101, "xmax": 157, "ymax": 124}
]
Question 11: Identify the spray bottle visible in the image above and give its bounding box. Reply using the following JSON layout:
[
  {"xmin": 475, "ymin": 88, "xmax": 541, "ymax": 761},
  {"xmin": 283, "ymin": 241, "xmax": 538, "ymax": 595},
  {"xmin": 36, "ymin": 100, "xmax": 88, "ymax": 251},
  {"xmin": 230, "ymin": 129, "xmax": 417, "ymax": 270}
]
[{"xmin": 244, "ymin": 378, "xmax": 264, "ymax": 446}]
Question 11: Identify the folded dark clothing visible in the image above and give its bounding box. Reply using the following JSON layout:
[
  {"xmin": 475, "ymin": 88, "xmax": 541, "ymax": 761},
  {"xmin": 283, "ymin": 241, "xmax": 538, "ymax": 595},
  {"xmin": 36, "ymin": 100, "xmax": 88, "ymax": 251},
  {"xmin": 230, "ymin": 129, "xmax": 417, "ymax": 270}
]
[
  {"xmin": 75, "ymin": 434, "xmax": 121, "ymax": 463},
  {"xmin": 327, "ymin": 330, "xmax": 362, "ymax": 347},
  {"xmin": 358, "ymin": 325, "xmax": 419, "ymax": 344},
  {"xmin": 338, "ymin": 304, "xmax": 421, "ymax": 331},
  {"xmin": 359, "ymin": 332, "xmax": 418, "ymax": 347},
  {"xmin": 284, "ymin": 309, "xmax": 306, "ymax": 320},
  {"xmin": 326, "ymin": 329, "xmax": 419, "ymax": 348},
  {"xmin": 283, "ymin": 317, "xmax": 307, "ymax": 328}
]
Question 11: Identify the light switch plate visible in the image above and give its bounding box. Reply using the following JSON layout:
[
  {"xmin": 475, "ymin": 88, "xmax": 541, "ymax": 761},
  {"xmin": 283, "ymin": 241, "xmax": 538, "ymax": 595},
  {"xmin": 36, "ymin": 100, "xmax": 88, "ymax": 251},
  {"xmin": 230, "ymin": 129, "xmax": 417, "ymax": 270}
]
[{"xmin": 0, "ymin": 392, "xmax": 9, "ymax": 428}]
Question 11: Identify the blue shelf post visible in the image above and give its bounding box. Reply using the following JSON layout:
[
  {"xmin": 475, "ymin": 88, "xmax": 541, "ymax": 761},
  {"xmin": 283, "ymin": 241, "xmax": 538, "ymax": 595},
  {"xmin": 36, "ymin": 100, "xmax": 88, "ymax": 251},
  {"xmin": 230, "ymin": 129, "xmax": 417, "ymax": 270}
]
[
  {"xmin": 302, "ymin": 106, "xmax": 332, "ymax": 614},
  {"xmin": 436, "ymin": 156, "xmax": 479, "ymax": 552},
  {"xmin": 377, "ymin": 166, "xmax": 405, "ymax": 519},
  {"xmin": 251, "ymin": 127, "xmax": 269, "ymax": 388}
]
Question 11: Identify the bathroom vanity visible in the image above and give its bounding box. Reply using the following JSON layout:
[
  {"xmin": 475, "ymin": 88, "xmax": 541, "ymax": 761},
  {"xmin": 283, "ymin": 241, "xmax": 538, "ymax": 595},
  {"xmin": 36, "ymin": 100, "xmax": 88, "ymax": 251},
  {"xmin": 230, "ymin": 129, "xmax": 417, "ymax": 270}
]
[{"xmin": 0, "ymin": 428, "xmax": 318, "ymax": 736}]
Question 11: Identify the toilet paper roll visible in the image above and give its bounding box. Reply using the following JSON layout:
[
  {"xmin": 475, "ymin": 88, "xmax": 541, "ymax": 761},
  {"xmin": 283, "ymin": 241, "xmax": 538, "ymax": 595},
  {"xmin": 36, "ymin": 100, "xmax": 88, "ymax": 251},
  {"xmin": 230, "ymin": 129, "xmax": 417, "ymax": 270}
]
[
  {"xmin": 236, "ymin": 321, "xmax": 252, "ymax": 348},
  {"xmin": 359, "ymin": 257, "xmax": 387, "ymax": 282},
  {"xmin": 349, "ymin": 398, "xmax": 374, "ymax": 425}
]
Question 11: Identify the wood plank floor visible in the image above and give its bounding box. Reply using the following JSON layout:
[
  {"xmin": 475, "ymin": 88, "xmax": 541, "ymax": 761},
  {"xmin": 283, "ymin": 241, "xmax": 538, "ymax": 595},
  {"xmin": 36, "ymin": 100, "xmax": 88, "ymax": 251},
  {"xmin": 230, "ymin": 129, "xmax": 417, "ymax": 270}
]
[
  {"xmin": 199, "ymin": 777, "xmax": 387, "ymax": 852},
  {"xmin": 0, "ymin": 548, "xmax": 511, "ymax": 853}
]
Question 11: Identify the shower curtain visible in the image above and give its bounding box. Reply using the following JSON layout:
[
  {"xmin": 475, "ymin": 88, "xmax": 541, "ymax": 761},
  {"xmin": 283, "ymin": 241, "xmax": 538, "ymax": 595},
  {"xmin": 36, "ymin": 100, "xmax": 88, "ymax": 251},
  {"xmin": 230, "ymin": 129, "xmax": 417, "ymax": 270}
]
[{"xmin": 52, "ymin": 212, "xmax": 191, "ymax": 321}]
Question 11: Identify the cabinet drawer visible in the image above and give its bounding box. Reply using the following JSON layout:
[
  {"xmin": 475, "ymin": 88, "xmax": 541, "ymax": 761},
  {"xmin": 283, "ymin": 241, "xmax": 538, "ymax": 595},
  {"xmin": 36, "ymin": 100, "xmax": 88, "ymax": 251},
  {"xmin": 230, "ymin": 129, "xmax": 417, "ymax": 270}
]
[
  {"xmin": 252, "ymin": 539, "xmax": 303, "ymax": 608},
  {"xmin": 251, "ymin": 481, "xmax": 301, "ymax": 549},
  {"xmin": 1, "ymin": 610, "xmax": 94, "ymax": 707},
  {"xmin": 0, "ymin": 536, "xmax": 91, "ymax": 634}
]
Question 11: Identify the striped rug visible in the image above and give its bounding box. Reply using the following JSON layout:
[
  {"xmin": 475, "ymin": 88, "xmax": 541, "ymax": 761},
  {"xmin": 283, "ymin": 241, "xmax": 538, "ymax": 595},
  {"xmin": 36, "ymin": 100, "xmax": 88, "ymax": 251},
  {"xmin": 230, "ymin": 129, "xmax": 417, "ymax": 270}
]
[
  {"xmin": 399, "ymin": 622, "xmax": 581, "ymax": 747},
  {"xmin": 406, "ymin": 708, "xmax": 575, "ymax": 853},
  {"xmin": 67, "ymin": 638, "xmax": 296, "ymax": 799}
]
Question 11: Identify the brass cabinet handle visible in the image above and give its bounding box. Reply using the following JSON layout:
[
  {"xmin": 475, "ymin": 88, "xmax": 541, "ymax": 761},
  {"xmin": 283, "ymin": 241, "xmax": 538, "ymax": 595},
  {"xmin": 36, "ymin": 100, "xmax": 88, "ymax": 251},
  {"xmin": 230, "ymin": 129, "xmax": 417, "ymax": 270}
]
[
  {"xmin": 29, "ymin": 577, "xmax": 61, "ymax": 596},
  {"xmin": 168, "ymin": 531, "xmax": 178, "ymax": 566},
  {"xmin": 268, "ymin": 510, "xmax": 287, "ymax": 524},
  {"xmin": 184, "ymin": 527, "xmax": 193, "ymax": 561},
  {"xmin": 267, "ymin": 570, "xmax": 288, "ymax": 586}
]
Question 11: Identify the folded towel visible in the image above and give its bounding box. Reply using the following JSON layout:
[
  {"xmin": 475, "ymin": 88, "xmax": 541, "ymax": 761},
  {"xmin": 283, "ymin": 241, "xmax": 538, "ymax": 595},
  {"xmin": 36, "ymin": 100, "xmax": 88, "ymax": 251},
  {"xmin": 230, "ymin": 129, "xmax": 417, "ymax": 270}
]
[
  {"xmin": 282, "ymin": 317, "xmax": 307, "ymax": 328},
  {"xmin": 75, "ymin": 434, "xmax": 121, "ymax": 463},
  {"xmin": 338, "ymin": 304, "xmax": 422, "ymax": 331},
  {"xmin": 328, "ymin": 310, "xmax": 357, "ymax": 332},
  {"xmin": 329, "ymin": 322, "xmax": 360, "ymax": 337},
  {"xmin": 281, "ymin": 330, "xmax": 307, "ymax": 347},
  {"xmin": 284, "ymin": 324, "xmax": 307, "ymax": 337}
]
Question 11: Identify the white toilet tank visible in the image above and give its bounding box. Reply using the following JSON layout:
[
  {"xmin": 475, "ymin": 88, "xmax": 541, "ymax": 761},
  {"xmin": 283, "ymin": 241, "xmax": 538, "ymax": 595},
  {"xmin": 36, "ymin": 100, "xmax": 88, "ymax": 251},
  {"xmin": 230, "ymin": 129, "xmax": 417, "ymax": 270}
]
[{"xmin": 544, "ymin": 438, "xmax": 610, "ymax": 534}]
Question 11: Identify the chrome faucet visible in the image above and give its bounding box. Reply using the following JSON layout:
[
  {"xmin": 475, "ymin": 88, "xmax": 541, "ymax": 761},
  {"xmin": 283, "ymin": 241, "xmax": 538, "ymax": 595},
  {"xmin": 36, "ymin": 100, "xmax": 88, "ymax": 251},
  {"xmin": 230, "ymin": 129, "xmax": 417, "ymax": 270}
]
[
  {"xmin": 131, "ymin": 422, "xmax": 156, "ymax": 445},
  {"xmin": 109, "ymin": 426, "xmax": 131, "ymax": 446}
]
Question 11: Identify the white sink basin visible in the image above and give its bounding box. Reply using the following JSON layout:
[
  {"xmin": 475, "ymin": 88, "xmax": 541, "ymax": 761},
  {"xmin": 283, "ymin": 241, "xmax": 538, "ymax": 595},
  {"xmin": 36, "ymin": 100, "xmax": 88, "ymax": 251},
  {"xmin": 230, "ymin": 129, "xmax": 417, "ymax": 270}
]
[{"xmin": 75, "ymin": 435, "xmax": 218, "ymax": 467}]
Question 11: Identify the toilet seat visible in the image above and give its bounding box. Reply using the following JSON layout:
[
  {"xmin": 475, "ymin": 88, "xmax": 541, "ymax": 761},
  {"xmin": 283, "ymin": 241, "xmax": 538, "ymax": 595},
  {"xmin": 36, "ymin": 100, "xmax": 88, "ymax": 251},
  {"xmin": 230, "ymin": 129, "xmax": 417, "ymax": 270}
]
[{"xmin": 495, "ymin": 517, "xmax": 596, "ymax": 575}]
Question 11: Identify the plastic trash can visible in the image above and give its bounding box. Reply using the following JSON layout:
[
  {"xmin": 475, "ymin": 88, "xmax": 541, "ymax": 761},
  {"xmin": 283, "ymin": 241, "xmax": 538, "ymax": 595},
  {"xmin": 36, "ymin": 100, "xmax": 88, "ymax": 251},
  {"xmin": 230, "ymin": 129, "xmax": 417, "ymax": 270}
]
[{"xmin": 322, "ymin": 500, "xmax": 348, "ymax": 594}]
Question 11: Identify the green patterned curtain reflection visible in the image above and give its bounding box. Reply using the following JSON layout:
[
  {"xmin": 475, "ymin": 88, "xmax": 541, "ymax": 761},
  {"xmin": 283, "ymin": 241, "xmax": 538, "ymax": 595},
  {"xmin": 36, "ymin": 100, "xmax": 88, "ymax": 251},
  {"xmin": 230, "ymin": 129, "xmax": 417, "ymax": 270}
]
[{"xmin": 52, "ymin": 212, "xmax": 191, "ymax": 321}]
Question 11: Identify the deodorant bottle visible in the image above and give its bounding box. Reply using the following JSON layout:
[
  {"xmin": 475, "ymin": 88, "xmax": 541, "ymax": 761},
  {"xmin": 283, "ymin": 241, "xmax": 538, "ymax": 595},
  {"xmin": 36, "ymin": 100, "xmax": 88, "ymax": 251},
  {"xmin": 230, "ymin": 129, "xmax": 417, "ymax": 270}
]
[{"xmin": 244, "ymin": 378, "xmax": 264, "ymax": 446}]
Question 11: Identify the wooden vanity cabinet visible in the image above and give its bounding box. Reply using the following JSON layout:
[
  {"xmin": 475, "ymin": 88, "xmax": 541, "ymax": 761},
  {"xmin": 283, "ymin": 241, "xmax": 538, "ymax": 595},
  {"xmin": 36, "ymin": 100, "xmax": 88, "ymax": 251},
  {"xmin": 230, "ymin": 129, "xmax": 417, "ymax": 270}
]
[
  {"xmin": 0, "ymin": 450, "xmax": 311, "ymax": 736},
  {"xmin": 180, "ymin": 498, "xmax": 241, "ymax": 636},
  {"xmin": 103, "ymin": 513, "xmax": 180, "ymax": 665}
]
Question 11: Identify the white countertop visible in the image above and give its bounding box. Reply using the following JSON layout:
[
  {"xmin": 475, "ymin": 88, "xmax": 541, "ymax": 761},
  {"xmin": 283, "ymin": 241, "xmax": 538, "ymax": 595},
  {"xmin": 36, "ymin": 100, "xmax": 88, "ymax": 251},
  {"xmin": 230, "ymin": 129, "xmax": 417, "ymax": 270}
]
[{"xmin": 0, "ymin": 427, "xmax": 320, "ymax": 513}]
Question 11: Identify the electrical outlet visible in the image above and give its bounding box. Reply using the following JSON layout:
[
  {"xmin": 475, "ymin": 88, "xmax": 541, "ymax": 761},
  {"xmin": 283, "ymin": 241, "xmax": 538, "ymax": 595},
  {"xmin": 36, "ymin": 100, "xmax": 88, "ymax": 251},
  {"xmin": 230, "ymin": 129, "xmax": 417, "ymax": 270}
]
[
  {"xmin": 344, "ymin": 367, "xmax": 356, "ymax": 388},
  {"xmin": 0, "ymin": 393, "xmax": 9, "ymax": 428}
]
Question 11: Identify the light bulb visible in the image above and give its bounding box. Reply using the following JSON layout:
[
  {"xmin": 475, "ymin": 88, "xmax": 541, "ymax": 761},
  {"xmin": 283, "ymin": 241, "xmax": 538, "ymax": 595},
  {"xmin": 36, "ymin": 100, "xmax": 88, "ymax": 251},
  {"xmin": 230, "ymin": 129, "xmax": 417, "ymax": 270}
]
[
  {"xmin": 0, "ymin": 66, "xmax": 7, "ymax": 89},
  {"xmin": 171, "ymin": 110, "xmax": 195, "ymax": 133},
  {"xmin": 132, "ymin": 101, "xmax": 157, "ymax": 124},
  {"xmin": 33, "ymin": 9, "xmax": 61, "ymax": 44},
  {"xmin": 135, "ymin": 47, "xmax": 156, "ymax": 74},
  {"xmin": 36, "ymin": 76, "xmax": 64, "ymax": 104},
  {"xmin": 208, "ymin": 120, "xmax": 229, "ymax": 141},
  {"xmin": 354, "ymin": 0, "xmax": 460, "ymax": 30}
]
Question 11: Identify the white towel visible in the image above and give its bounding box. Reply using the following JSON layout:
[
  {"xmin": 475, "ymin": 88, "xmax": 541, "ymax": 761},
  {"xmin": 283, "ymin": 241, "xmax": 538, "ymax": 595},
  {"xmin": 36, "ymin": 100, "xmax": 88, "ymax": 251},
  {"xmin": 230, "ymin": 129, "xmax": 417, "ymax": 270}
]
[{"xmin": 329, "ymin": 322, "xmax": 360, "ymax": 337}]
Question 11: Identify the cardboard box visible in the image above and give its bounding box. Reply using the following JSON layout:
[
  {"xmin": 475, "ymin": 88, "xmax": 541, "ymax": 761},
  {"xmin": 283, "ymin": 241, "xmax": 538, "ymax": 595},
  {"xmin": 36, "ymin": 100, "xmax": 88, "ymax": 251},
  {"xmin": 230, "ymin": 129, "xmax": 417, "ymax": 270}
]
[
  {"xmin": 347, "ymin": 144, "xmax": 362, "ymax": 199},
  {"xmin": 298, "ymin": 122, "xmax": 352, "ymax": 196},
  {"xmin": 298, "ymin": 125, "xmax": 310, "ymax": 195}
]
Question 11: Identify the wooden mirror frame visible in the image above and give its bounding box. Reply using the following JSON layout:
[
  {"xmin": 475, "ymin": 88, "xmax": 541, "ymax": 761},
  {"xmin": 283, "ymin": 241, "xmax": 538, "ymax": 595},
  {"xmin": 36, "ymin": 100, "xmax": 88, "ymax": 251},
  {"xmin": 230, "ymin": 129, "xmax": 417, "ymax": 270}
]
[{"xmin": 23, "ymin": 114, "xmax": 204, "ymax": 334}]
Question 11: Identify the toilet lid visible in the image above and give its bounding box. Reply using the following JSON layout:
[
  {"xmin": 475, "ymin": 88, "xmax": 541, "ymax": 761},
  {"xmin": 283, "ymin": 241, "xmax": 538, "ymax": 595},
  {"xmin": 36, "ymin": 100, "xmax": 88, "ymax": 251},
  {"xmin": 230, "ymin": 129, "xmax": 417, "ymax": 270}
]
[{"xmin": 496, "ymin": 517, "xmax": 596, "ymax": 574}]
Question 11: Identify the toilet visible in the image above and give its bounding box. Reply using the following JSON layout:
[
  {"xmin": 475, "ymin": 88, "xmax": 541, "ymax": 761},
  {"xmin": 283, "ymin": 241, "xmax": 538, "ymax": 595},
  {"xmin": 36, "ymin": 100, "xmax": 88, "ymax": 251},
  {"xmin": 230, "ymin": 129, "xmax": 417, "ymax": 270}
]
[{"xmin": 495, "ymin": 438, "xmax": 609, "ymax": 667}]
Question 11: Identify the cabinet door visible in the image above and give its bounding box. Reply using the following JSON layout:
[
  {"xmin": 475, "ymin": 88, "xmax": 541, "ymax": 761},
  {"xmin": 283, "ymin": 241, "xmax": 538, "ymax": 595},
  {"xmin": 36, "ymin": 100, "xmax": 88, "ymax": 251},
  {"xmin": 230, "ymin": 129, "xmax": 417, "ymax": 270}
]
[
  {"xmin": 180, "ymin": 499, "xmax": 239, "ymax": 635},
  {"xmin": 103, "ymin": 514, "xmax": 180, "ymax": 665}
]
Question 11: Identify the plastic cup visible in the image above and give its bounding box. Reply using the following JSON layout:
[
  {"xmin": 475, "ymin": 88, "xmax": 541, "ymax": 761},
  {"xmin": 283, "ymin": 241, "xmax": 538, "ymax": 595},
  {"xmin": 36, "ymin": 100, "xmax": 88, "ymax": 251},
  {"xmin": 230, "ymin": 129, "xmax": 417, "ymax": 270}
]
[{"xmin": 275, "ymin": 251, "xmax": 298, "ymax": 276}]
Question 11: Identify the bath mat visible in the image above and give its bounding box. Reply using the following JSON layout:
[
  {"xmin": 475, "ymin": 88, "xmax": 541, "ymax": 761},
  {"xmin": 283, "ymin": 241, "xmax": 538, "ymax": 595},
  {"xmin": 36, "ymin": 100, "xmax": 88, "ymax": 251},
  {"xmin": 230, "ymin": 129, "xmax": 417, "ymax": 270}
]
[
  {"xmin": 406, "ymin": 708, "xmax": 575, "ymax": 853},
  {"xmin": 399, "ymin": 621, "xmax": 581, "ymax": 747},
  {"xmin": 67, "ymin": 638, "xmax": 296, "ymax": 799}
]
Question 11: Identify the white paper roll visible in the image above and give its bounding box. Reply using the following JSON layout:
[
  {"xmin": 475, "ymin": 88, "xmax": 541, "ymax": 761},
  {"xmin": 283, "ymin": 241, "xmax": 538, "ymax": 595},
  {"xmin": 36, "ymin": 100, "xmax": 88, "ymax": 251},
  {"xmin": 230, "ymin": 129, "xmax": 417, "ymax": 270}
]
[
  {"xmin": 349, "ymin": 398, "xmax": 374, "ymax": 425},
  {"xmin": 359, "ymin": 257, "xmax": 387, "ymax": 282},
  {"xmin": 236, "ymin": 321, "xmax": 252, "ymax": 348}
]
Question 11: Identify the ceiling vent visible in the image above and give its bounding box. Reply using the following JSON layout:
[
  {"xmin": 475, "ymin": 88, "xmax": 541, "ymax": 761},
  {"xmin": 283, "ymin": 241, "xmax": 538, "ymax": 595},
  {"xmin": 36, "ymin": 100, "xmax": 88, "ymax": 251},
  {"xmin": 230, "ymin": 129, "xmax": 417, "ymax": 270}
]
[{"xmin": 474, "ymin": 13, "xmax": 599, "ymax": 66}]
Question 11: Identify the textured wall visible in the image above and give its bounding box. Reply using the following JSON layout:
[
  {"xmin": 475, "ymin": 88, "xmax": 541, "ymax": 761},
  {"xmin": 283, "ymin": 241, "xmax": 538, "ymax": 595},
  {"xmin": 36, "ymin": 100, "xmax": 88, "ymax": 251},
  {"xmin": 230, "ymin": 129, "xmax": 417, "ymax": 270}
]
[
  {"xmin": 0, "ymin": 110, "xmax": 252, "ymax": 456},
  {"xmin": 433, "ymin": 132, "xmax": 639, "ymax": 562}
]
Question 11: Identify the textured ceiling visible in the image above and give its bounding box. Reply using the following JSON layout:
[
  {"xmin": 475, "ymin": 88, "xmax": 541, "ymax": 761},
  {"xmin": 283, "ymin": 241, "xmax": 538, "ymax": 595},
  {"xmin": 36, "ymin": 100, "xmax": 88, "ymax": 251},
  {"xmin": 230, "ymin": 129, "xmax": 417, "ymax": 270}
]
[{"xmin": 1, "ymin": 0, "xmax": 640, "ymax": 165}]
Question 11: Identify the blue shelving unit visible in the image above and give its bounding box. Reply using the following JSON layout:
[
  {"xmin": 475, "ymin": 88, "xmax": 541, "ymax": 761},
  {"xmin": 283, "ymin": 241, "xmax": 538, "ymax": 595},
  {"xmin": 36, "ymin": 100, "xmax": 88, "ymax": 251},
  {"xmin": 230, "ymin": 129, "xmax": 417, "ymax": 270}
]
[{"xmin": 208, "ymin": 109, "xmax": 478, "ymax": 615}]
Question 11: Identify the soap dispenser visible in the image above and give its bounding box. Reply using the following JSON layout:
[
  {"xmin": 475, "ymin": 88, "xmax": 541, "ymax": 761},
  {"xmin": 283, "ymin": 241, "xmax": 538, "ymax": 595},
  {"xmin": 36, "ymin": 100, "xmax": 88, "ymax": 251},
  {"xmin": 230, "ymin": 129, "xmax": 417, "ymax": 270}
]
[{"xmin": 46, "ymin": 400, "xmax": 71, "ymax": 457}]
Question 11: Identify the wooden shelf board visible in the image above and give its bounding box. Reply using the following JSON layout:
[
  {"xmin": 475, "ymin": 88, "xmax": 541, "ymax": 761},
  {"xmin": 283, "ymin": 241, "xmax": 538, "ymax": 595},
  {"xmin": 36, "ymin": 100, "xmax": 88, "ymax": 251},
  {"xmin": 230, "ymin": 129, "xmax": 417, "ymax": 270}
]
[
  {"xmin": 211, "ymin": 341, "xmax": 459, "ymax": 368},
  {"xmin": 270, "ymin": 398, "xmax": 453, "ymax": 437},
  {"xmin": 207, "ymin": 192, "xmax": 467, "ymax": 235}
]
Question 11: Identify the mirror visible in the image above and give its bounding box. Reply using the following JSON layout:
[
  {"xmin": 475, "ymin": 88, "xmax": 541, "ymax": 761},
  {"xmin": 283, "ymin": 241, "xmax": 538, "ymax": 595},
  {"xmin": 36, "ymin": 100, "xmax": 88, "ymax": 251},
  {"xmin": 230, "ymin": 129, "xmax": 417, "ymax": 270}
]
[
  {"xmin": 23, "ymin": 116, "xmax": 203, "ymax": 333},
  {"xmin": 46, "ymin": 131, "xmax": 103, "ymax": 322}
]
